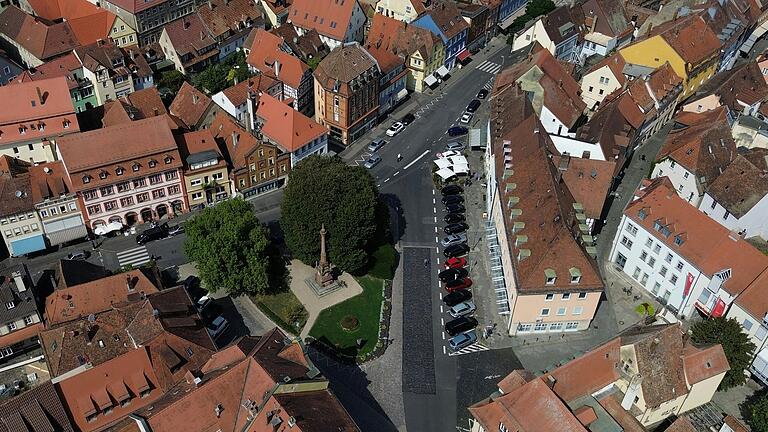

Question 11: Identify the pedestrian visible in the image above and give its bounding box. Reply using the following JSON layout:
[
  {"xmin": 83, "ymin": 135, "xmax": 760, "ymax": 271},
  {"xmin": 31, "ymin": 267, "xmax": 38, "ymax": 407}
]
[
  {"xmin": 397, "ymin": 153, "xmax": 402, "ymax": 162},
  {"xmin": 423, "ymin": 258, "xmax": 429, "ymax": 268}
]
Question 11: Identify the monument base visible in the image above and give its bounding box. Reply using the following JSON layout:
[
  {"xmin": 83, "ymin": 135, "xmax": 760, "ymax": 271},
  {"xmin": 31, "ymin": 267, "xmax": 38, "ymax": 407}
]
[{"xmin": 305, "ymin": 277, "xmax": 343, "ymax": 297}]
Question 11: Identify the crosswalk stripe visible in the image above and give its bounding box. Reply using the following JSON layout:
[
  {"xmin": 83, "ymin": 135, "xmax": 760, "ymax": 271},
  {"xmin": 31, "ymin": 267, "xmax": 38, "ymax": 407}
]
[
  {"xmin": 117, "ymin": 246, "xmax": 151, "ymax": 267},
  {"xmin": 448, "ymin": 342, "xmax": 490, "ymax": 356},
  {"xmin": 476, "ymin": 61, "xmax": 502, "ymax": 75}
]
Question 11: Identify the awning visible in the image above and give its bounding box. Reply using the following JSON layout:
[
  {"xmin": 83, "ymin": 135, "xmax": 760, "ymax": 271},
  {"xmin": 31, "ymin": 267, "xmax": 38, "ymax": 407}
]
[
  {"xmin": 435, "ymin": 65, "xmax": 450, "ymax": 78},
  {"xmin": 453, "ymin": 164, "xmax": 470, "ymax": 174},
  {"xmin": 457, "ymin": 50, "xmax": 471, "ymax": 63},
  {"xmin": 396, "ymin": 88, "xmax": 408, "ymax": 101},
  {"xmin": 468, "ymin": 128, "xmax": 486, "ymax": 149},
  {"xmin": 46, "ymin": 224, "xmax": 87, "ymax": 245},
  {"xmin": 10, "ymin": 234, "xmax": 46, "ymax": 256},
  {"xmin": 434, "ymin": 158, "xmax": 452, "ymax": 169},
  {"xmin": 424, "ymin": 74, "xmax": 438, "ymax": 87},
  {"xmin": 94, "ymin": 221, "xmax": 124, "ymax": 236},
  {"xmin": 448, "ymin": 155, "xmax": 468, "ymax": 166},
  {"xmin": 436, "ymin": 168, "xmax": 456, "ymax": 180}
]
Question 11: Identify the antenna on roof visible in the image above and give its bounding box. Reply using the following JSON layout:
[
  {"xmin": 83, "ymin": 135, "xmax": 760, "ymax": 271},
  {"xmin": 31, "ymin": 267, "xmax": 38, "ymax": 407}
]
[{"xmin": 87, "ymin": 313, "xmax": 96, "ymax": 323}]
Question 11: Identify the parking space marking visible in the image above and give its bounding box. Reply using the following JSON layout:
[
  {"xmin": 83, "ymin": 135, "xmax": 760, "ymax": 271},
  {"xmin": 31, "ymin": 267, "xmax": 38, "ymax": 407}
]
[
  {"xmin": 448, "ymin": 342, "xmax": 491, "ymax": 356},
  {"xmin": 435, "ymin": 236, "xmax": 439, "ymax": 243},
  {"xmin": 434, "ymin": 216, "xmax": 437, "ymax": 223},
  {"xmin": 436, "ymin": 258, "xmax": 440, "ymax": 265},
  {"xmin": 440, "ymin": 318, "xmax": 444, "ymax": 326},
  {"xmin": 432, "ymin": 197, "xmax": 436, "ymax": 204},
  {"xmin": 442, "ymin": 332, "xmax": 446, "ymax": 340},
  {"xmin": 432, "ymin": 189, "xmax": 435, "ymax": 195},
  {"xmin": 434, "ymin": 226, "xmax": 438, "ymax": 233},
  {"xmin": 440, "ymin": 305, "xmax": 444, "ymax": 313},
  {"xmin": 433, "ymin": 207, "xmax": 437, "ymax": 213},
  {"xmin": 443, "ymin": 346, "xmax": 447, "ymax": 355}
]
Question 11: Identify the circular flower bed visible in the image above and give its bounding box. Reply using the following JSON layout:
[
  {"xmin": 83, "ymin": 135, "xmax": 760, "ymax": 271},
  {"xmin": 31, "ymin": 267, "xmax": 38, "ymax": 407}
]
[{"xmin": 340, "ymin": 315, "xmax": 360, "ymax": 331}]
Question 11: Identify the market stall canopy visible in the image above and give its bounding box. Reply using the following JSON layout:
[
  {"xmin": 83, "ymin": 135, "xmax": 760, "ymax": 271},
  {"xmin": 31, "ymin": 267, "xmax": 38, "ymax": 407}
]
[
  {"xmin": 435, "ymin": 65, "xmax": 450, "ymax": 78},
  {"xmin": 436, "ymin": 167, "xmax": 456, "ymax": 180},
  {"xmin": 434, "ymin": 158, "xmax": 452, "ymax": 169},
  {"xmin": 424, "ymin": 74, "xmax": 438, "ymax": 87},
  {"xmin": 94, "ymin": 221, "xmax": 123, "ymax": 236}
]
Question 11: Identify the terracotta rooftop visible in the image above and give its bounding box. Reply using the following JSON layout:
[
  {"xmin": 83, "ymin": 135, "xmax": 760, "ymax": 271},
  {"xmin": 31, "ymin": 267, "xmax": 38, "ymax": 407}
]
[
  {"xmin": 625, "ymin": 178, "xmax": 768, "ymax": 298},
  {"xmin": 656, "ymin": 14, "xmax": 722, "ymax": 66},
  {"xmin": 0, "ymin": 6, "xmax": 80, "ymax": 62},
  {"xmin": 538, "ymin": 5, "xmax": 580, "ymax": 45},
  {"xmin": 576, "ymin": 0, "xmax": 631, "ymax": 38},
  {"xmin": 169, "ymin": 82, "xmax": 215, "ymax": 129},
  {"xmin": 0, "ymin": 381, "xmax": 74, "ymax": 432},
  {"xmin": 656, "ymin": 108, "xmax": 735, "ymax": 192},
  {"xmin": 45, "ymin": 267, "xmax": 161, "ymax": 326},
  {"xmin": 15, "ymin": 53, "xmax": 81, "ymax": 90},
  {"xmin": 177, "ymin": 129, "xmax": 225, "ymax": 169},
  {"xmin": 552, "ymin": 155, "xmax": 616, "ymax": 220},
  {"xmin": 596, "ymin": 393, "xmax": 645, "ymax": 432},
  {"xmin": 366, "ymin": 13, "xmax": 442, "ymax": 63},
  {"xmin": 0, "ymin": 76, "xmax": 79, "ymax": 146},
  {"xmin": 683, "ymin": 344, "xmax": 729, "ymax": 385},
  {"xmin": 262, "ymin": 0, "xmax": 292, "ymax": 16},
  {"xmin": 420, "ymin": 1, "xmax": 470, "ymax": 40},
  {"xmin": 0, "ymin": 156, "xmax": 34, "ymax": 217},
  {"xmin": 289, "ymin": 0, "xmax": 359, "ymax": 41},
  {"xmin": 74, "ymin": 39, "xmax": 152, "ymax": 79},
  {"xmin": 693, "ymin": 61, "xmax": 768, "ymax": 111},
  {"xmin": 314, "ymin": 42, "xmax": 379, "ymax": 97},
  {"xmin": 107, "ymin": 0, "xmax": 172, "ymax": 14},
  {"xmin": 665, "ymin": 416, "xmax": 699, "ymax": 432},
  {"xmin": 246, "ymin": 28, "xmax": 309, "ymax": 90},
  {"xmin": 723, "ymin": 415, "xmax": 750, "ymax": 432},
  {"xmin": 271, "ymin": 23, "xmax": 329, "ymax": 63},
  {"xmin": 489, "ymin": 82, "xmax": 602, "ymax": 294},
  {"xmin": 733, "ymin": 269, "xmax": 768, "ymax": 321},
  {"xmin": 195, "ymin": 0, "xmax": 264, "ymax": 40},
  {"xmin": 28, "ymin": 160, "xmax": 74, "ymax": 203},
  {"xmin": 102, "ymin": 87, "xmax": 169, "ymax": 127},
  {"xmin": 545, "ymin": 338, "xmax": 621, "ymax": 402},
  {"xmin": 25, "ymin": 0, "xmax": 120, "ymax": 46},
  {"xmin": 209, "ymin": 111, "xmax": 263, "ymax": 172},
  {"xmin": 256, "ymin": 93, "xmax": 327, "ymax": 153},
  {"xmin": 586, "ymin": 52, "xmax": 628, "ymax": 87},
  {"xmin": 706, "ymin": 149, "xmax": 768, "ymax": 218},
  {"xmin": 221, "ymin": 74, "xmax": 280, "ymax": 107},
  {"xmin": 163, "ymin": 14, "xmax": 218, "ymax": 58},
  {"xmin": 574, "ymin": 95, "xmax": 635, "ymax": 168}
]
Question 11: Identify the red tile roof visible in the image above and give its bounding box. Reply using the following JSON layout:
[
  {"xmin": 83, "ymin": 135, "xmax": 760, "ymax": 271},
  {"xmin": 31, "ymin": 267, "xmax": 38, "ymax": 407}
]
[
  {"xmin": 625, "ymin": 178, "xmax": 768, "ymax": 297},
  {"xmin": 683, "ymin": 344, "xmax": 729, "ymax": 385},
  {"xmin": 56, "ymin": 348, "xmax": 164, "ymax": 432},
  {"xmin": 665, "ymin": 417, "xmax": 699, "ymax": 432},
  {"xmin": 28, "ymin": 160, "xmax": 74, "ymax": 203},
  {"xmin": 102, "ymin": 87, "xmax": 169, "ymax": 127},
  {"xmin": 0, "ymin": 6, "xmax": 80, "ymax": 61},
  {"xmin": 105, "ymin": 0, "xmax": 169, "ymax": 14},
  {"xmin": 0, "ymin": 76, "xmax": 79, "ymax": 146},
  {"xmin": 314, "ymin": 42, "xmax": 379, "ymax": 97},
  {"xmin": 489, "ymin": 83, "xmax": 603, "ymax": 294},
  {"xmin": 422, "ymin": 1, "xmax": 470, "ymax": 39},
  {"xmin": 0, "ymin": 381, "xmax": 74, "ymax": 432},
  {"xmin": 196, "ymin": 0, "xmax": 264, "ymax": 40},
  {"xmin": 706, "ymin": 149, "xmax": 768, "ymax": 219},
  {"xmin": 209, "ymin": 111, "xmax": 262, "ymax": 171},
  {"xmin": 256, "ymin": 93, "xmax": 327, "ymax": 152},
  {"xmin": 169, "ymin": 81, "xmax": 215, "ymax": 129},
  {"xmin": 221, "ymin": 74, "xmax": 281, "ymax": 107},
  {"xmin": 551, "ymin": 156, "xmax": 615, "ymax": 220},
  {"xmin": 545, "ymin": 338, "xmax": 621, "ymax": 402},
  {"xmin": 162, "ymin": 14, "xmax": 218, "ymax": 58},
  {"xmin": 656, "ymin": 14, "xmax": 722, "ymax": 66},
  {"xmin": 246, "ymin": 28, "xmax": 309, "ymax": 90},
  {"xmin": 0, "ymin": 156, "xmax": 34, "ymax": 217},
  {"xmin": 289, "ymin": 0, "xmax": 360, "ymax": 41},
  {"xmin": 15, "ymin": 52, "xmax": 81, "ymax": 89},
  {"xmin": 366, "ymin": 13, "xmax": 442, "ymax": 62},
  {"xmin": 596, "ymin": 393, "xmax": 645, "ymax": 432}
]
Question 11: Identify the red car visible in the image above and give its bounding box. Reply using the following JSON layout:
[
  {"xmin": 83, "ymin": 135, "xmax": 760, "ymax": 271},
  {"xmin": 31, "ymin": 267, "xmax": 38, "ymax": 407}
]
[
  {"xmin": 444, "ymin": 257, "xmax": 466, "ymax": 269},
  {"xmin": 444, "ymin": 277, "xmax": 473, "ymax": 292}
]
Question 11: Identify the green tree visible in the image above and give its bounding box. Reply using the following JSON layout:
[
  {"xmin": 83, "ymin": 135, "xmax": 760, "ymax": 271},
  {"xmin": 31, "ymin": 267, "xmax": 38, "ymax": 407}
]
[
  {"xmin": 281, "ymin": 155, "xmax": 378, "ymax": 274},
  {"xmin": 691, "ymin": 317, "xmax": 756, "ymax": 390},
  {"xmin": 158, "ymin": 70, "xmax": 186, "ymax": 95},
  {"xmin": 184, "ymin": 199, "xmax": 274, "ymax": 296},
  {"xmin": 746, "ymin": 392, "xmax": 768, "ymax": 432},
  {"xmin": 193, "ymin": 65, "xmax": 228, "ymax": 94},
  {"xmin": 506, "ymin": 0, "xmax": 557, "ymax": 42}
]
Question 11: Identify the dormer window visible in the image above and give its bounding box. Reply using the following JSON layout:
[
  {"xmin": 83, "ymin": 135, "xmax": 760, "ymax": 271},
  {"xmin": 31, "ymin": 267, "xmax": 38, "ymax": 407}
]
[
  {"xmin": 164, "ymin": 156, "xmax": 172, "ymax": 164},
  {"xmin": 638, "ymin": 208, "xmax": 647, "ymax": 220},
  {"xmin": 99, "ymin": 171, "xmax": 108, "ymax": 180},
  {"xmin": 569, "ymin": 267, "xmax": 582, "ymax": 284},
  {"xmin": 63, "ymin": 120, "xmax": 71, "ymax": 129},
  {"xmin": 5, "ymin": 301, "xmax": 14, "ymax": 310},
  {"xmin": 18, "ymin": 126, "xmax": 26, "ymax": 135},
  {"xmin": 83, "ymin": 175, "xmax": 91, "ymax": 184},
  {"xmin": 545, "ymin": 269, "xmax": 556, "ymax": 285},
  {"xmin": 116, "ymin": 167, "xmax": 124, "ymax": 176},
  {"xmin": 653, "ymin": 219, "xmax": 663, "ymax": 231},
  {"xmin": 132, "ymin": 163, "xmax": 140, "ymax": 172},
  {"xmin": 148, "ymin": 159, "xmax": 157, "ymax": 168},
  {"xmin": 674, "ymin": 234, "xmax": 685, "ymax": 246}
]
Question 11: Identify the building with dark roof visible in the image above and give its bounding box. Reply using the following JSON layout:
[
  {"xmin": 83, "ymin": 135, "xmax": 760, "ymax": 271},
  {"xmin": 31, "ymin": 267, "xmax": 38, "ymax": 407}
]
[
  {"xmin": 0, "ymin": 5, "xmax": 79, "ymax": 67},
  {"xmin": 94, "ymin": 0, "xmax": 195, "ymax": 46},
  {"xmin": 73, "ymin": 39, "xmax": 153, "ymax": 106},
  {"xmin": 0, "ymin": 381, "xmax": 74, "ymax": 432},
  {"xmin": 0, "ymin": 264, "xmax": 42, "ymax": 368},
  {"xmin": 271, "ymin": 23, "xmax": 329, "ymax": 65},
  {"xmin": 313, "ymin": 42, "xmax": 379, "ymax": 145},
  {"xmin": 412, "ymin": 0, "xmax": 469, "ymax": 68},
  {"xmin": 158, "ymin": 14, "xmax": 219, "ymax": 75},
  {"xmin": 511, "ymin": 5, "xmax": 580, "ymax": 61},
  {"xmin": 169, "ymin": 81, "xmax": 220, "ymax": 130},
  {"xmin": 0, "ymin": 156, "xmax": 47, "ymax": 256},
  {"xmin": 469, "ymin": 323, "xmax": 729, "ymax": 430},
  {"xmin": 196, "ymin": 0, "xmax": 265, "ymax": 61},
  {"xmin": 29, "ymin": 160, "xmax": 88, "ymax": 247}
]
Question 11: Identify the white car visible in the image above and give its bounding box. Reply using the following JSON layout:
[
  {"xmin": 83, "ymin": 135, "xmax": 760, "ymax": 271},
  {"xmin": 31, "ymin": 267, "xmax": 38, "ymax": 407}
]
[
  {"xmin": 449, "ymin": 301, "xmax": 476, "ymax": 318},
  {"xmin": 363, "ymin": 154, "xmax": 382, "ymax": 169},
  {"xmin": 196, "ymin": 295, "xmax": 212, "ymax": 311},
  {"xmin": 460, "ymin": 112, "xmax": 473, "ymax": 124},
  {"xmin": 436, "ymin": 150, "xmax": 461, "ymax": 159},
  {"xmin": 207, "ymin": 316, "xmax": 229, "ymax": 339},
  {"xmin": 441, "ymin": 233, "xmax": 467, "ymax": 246},
  {"xmin": 386, "ymin": 122, "xmax": 405, "ymax": 137}
]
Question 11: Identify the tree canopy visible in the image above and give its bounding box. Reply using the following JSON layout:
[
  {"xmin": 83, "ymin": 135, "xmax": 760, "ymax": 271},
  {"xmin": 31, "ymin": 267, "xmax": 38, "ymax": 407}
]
[
  {"xmin": 281, "ymin": 155, "xmax": 379, "ymax": 274},
  {"xmin": 691, "ymin": 317, "xmax": 756, "ymax": 390},
  {"xmin": 192, "ymin": 51, "xmax": 251, "ymax": 94},
  {"xmin": 746, "ymin": 392, "xmax": 768, "ymax": 432},
  {"xmin": 506, "ymin": 0, "xmax": 557, "ymax": 36},
  {"xmin": 184, "ymin": 198, "xmax": 274, "ymax": 296}
]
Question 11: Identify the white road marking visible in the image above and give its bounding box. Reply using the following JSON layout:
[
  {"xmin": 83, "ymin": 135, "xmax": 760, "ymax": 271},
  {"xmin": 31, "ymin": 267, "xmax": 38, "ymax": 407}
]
[
  {"xmin": 432, "ymin": 197, "xmax": 436, "ymax": 204},
  {"xmin": 433, "ymin": 207, "xmax": 437, "ymax": 213},
  {"xmin": 443, "ymin": 346, "xmax": 447, "ymax": 355},
  {"xmin": 432, "ymin": 189, "xmax": 436, "ymax": 195},
  {"xmin": 393, "ymin": 171, "xmax": 400, "ymax": 176},
  {"xmin": 449, "ymin": 343, "xmax": 491, "ymax": 356},
  {"xmin": 440, "ymin": 318, "xmax": 444, "ymax": 326},
  {"xmin": 439, "ymin": 292, "xmax": 443, "ymax": 299},
  {"xmin": 434, "ymin": 227, "xmax": 438, "ymax": 233},
  {"xmin": 442, "ymin": 332, "xmax": 446, "ymax": 340},
  {"xmin": 435, "ymin": 236, "xmax": 439, "ymax": 243},
  {"xmin": 383, "ymin": 178, "xmax": 390, "ymax": 183},
  {"xmin": 403, "ymin": 149, "xmax": 430, "ymax": 169},
  {"xmin": 116, "ymin": 246, "xmax": 151, "ymax": 268},
  {"xmin": 440, "ymin": 305, "xmax": 444, "ymax": 313}
]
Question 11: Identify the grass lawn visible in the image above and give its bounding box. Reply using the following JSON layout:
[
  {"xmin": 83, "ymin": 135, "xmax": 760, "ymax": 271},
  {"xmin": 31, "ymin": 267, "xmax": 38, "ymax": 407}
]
[
  {"xmin": 309, "ymin": 276, "xmax": 385, "ymax": 359},
  {"xmin": 251, "ymin": 290, "xmax": 308, "ymax": 336}
]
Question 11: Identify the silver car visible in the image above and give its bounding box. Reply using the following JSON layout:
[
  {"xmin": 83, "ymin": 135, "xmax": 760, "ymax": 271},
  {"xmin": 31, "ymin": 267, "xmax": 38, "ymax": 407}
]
[
  {"xmin": 441, "ymin": 233, "xmax": 467, "ymax": 246},
  {"xmin": 364, "ymin": 154, "xmax": 382, "ymax": 169},
  {"xmin": 449, "ymin": 301, "xmax": 476, "ymax": 318},
  {"xmin": 448, "ymin": 330, "xmax": 477, "ymax": 351},
  {"xmin": 367, "ymin": 139, "xmax": 387, "ymax": 152},
  {"xmin": 445, "ymin": 141, "xmax": 465, "ymax": 151}
]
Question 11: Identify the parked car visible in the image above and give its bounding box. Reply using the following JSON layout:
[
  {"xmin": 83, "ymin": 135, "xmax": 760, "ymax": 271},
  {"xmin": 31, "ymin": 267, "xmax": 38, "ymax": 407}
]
[
  {"xmin": 444, "ymin": 256, "xmax": 467, "ymax": 269},
  {"xmin": 445, "ymin": 277, "xmax": 472, "ymax": 292},
  {"xmin": 367, "ymin": 139, "xmax": 387, "ymax": 152},
  {"xmin": 445, "ymin": 316, "xmax": 478, "ymax": 336},
  {"xmin": 460, "ymin": 112, "xmax": 473, "ymax": 124},
  {"xmin": 443, "ymin": 289, "xmax": 472, "ymax": 306},
  {"xmin": 449, "ymin": 330, "xmax": 477, "ymax": 351},
  {"xmin": 445, "ymin": 141, "xmax": 465, "ymax": 151},
  {"xmin": 207, "ymin": 316, "xmax": 229, "ymax": 339},
  {"xmin": 436, "ymin": 150, "xmax": 462, "ymax": 159},
  {"xmin": 466, "ymin": 99, "xmax": 481, "ymax": 113},
  {"xmin": 449, "ymin": 301, "xmax": 476, "ymax": 317},
  {"xmin": 477, "ymin": 89, "xmax": 489, "ymax": 99},
  {"xmin": 447, "ymin": 126, "xmax": 469, "ymax": 136},
  {"xmin": 443, "ymin": 243, "xmax": 470, "ymax": 258},
  {"xmin": 444, "ymin": 204, "xmax": 465, "ymax": 213},
  {"xmin": 439, "ymin": 267, "xmax": 469, "ymax": 282},
  {"xmin": 364, "ymin": 154, "xmax": 382, "ymax": 169},
  {"xmin": 168, "ymin": 224, "xmax": 184, "ymax": 236},
  {"xmin": 196, "ymin": 295, "xmax": 212, "ymax": 311},
  {"xmin": 183, "ymin": 275, "xmax": 200, "ymax": 292},
  {"xmin": 441, "ymin": 185, "xmax": 463, "ymax": 196},
  {"xmin": 441, "ymin": 233, "xmax": 467, "ymax": 247},
  {"xmin": 386, "ymin": 122, "xmax": 405, "ymax": 137},
  {"xmin": 136, "ymin": 224, "xmax": 168, "ymax": 245},
  {"xmin": 401, "ymin": 113, "xmax": 416, "ymax": 125},
  {"xmin": 442, "ymin": 194, "xmax": 464, "ymax": 205},
  {"xmin": 444, "ymin": 222, "xmax": 469, "ymax": 234},
  {"xmin": 444, "ymin": 212, "xmax": 465, "ymax": 224},
  {"xmin": 66, "ymin": 250, "xmax": 90, "ymax": 260}
]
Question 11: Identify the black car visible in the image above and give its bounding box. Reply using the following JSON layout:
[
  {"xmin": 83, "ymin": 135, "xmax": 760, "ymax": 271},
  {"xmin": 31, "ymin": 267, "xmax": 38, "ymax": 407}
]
[
  {"xmin": 441, "ymin": 195, "xmax": 464, "ymax": 205},
  {"xmin": 136, "ymin": 224, "xmax": 169, "ymax": 245},
  {"xmin": 439, "ymin": 267, "xmax": 469, "ymax": 282},
  {"xmin": 466, "ymin": 99, "xmax": 481, "ymax": 113},
  {"xmin": 445, "ymin": 203, "xmax": 465, "ymax": 213},
  {"xmin": 401, "ymin": 113, "xmax": 416, "ymax": 125},
  {"xmin": 441, "ymin": 184, "xmax": 463, "ymax": 196},
  {"xmin": 443, "ymin": 289, "xmax": 472, "ymax": 307},
  {"xmin": 477, "ymin": 89, "xmax": 489, "ymax": 99},
  {"xmin": 444, "ymin": 213, "xmax": 465, "ymax": 224},
  {"xmin": 444, "ymin": 222, "xmax": 469, "ymax": 235},
  {"xmin": 66, "ymin": 250, "xmax": 90, "ymax": 260},
  {"xmin": 445, "ymin": 316, "xmax": 478, "ymax": 336},
  {"xmin": 447, "ymin": 126, "xmax": 469, "ymax": 136},
  {"xmin": 443, "ymin": 243, "xmax": 470, "ymax": 258}
]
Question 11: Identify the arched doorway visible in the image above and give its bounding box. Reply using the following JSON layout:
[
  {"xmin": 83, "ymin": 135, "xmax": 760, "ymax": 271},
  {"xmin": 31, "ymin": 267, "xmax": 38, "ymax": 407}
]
[
  {"xmin": 156, "ymin": 204, "xmax": 169, "ymax": 219},
  {"xmin": 125, "ymin": 212, "xmax": 138, "ymax": 226},
  {"xmin": 91, "ymin": 220, "xmax": 105, "ymax": 229},
  {"xmin": 140, "ymin": 208, "xmax": 153, "ymax": 223},
  {"xmin": 108, "ymin": 216, "xmax": 122, "ymax": 224},
  {"xmin": 171, "ymin": 200, "xmax": 184, "ymax": 214}
]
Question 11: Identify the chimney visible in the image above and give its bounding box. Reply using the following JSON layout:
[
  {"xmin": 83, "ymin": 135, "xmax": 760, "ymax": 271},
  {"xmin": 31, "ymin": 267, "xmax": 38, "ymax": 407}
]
[
  {"xmin": 153, "ymin": 107, "xmax": 159, "ymax": 116},
  {"xmin": 192, "ymin": 93, "xmax": 199, "ymax": 105},
  {"xmin": 215, "ymin": 404, "xmax": 223, "ymax": 418},
  {"xmin": 36, "ymin": 86, "xmax": 45, "ymax": 105},
  {"xmin": 274, "ymin": 59, "xmax": 281, "ymax": 78},
  {"xmin": 208, "ymin": 0, "xmax": 213, "ymax": 9},
  {"xmin": 545, "ymin": 375, "xmax": 556, "ymax": 389},
  {"xmin": 126, "ymin": 275, "xmax": 135, "ymax": 292}
]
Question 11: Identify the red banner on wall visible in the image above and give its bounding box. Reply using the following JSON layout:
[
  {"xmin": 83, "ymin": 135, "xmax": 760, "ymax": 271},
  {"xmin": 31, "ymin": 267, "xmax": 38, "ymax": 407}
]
[
  {"xmin": 683, "ymin": 272, "xmax": 694, "ymax": 297},
  {"xmin": 712, "ymin": 299, "xmax": 727, "ymax": 317}
]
